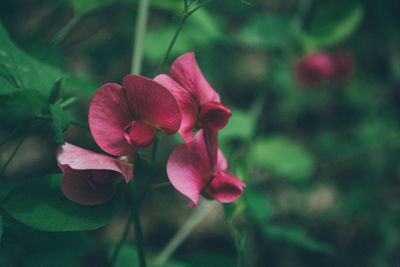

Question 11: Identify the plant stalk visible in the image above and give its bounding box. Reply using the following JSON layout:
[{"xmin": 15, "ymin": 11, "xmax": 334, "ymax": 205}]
[
  {"xmin": 129, "ymin": 180, "xmax": 147, "ymax": 267},
  {"xmin": 110, "ymin": 213, "xmax": 134, "ymax": 265},
  {"xmin": 155, "ymin": 0, "xmax": 213, "ymax": 75},
  {"xmin": 131, "ymin": 0, "xmax": 150, "ymax": 75},
  {"xmin": 153, "ymin": 201, "xmax": 216, "ymax": 266}
]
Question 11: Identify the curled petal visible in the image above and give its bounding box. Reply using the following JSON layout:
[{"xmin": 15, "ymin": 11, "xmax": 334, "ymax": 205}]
[
  {"xmin": 167, "ymin": 129, "xmax": 212, "ymax": 207},
  {"xmin": 206, "ymin": 171, "xmax": 245, "ymax": 203},
  {"xmin": 89, "ymin": 83, "xmax": 136, "ymax": 156},
  {"xmin": 171, "ymin": 52, "xmax": 220, "ymax": 104},
  {"xmin": 123, "ymin": 75, "xmax": 181, "ymax": 135},
  {"xmin": 125, "ymin": 120, "xmax": 156, "ymax": 147},
  {"xmin": 199, "ymin": 102, "xmax": 232, "ymax": 131},
  {"xmin": 57, "ymin": 143, "xmax": 133, "ymax": 183},
  {"xmin": 154, "ymin": 74, "xmax": 198, "ymax": 142},
  {"xmin": 60, "ymin": 168, "xmax": 117, "ymax": 205}
]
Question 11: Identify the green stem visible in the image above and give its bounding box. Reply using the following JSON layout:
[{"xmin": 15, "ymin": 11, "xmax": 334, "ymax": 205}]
[
  {"xmin": 227, "ymin": 221, "xmax": 246, "ymax": 267},
  {"xmin": 110, "ymin": 213, "xmax": 134, "ymax": 265},
  {"xmin": 138, "ymin": 134, "xmax": 159, "ymax": 205},
  {"xmin": 52, "ymin": 14, "xmax": 81, "ymax": 46},
  {"xmin": 0, "ymin": 121, "xmax": 25, "ymax": 147},
  {"xmin": 129, "ymin": 180, "xmax": 147, "ymax": 267},
  {"xmin": 151, "ymin": 181, "xmax": 171, "ymax": 190},
  {"xmin": 131, "ymin": 0, "xmax": 150, "ymax": 75},
  {"xmin": 153, "ymin": 201, "xmax": 216, "ymax": 266},
  {"xmin": 155, "ymin": 0, "xmax": 213, "ymax": 75},
  {"xmin": 58, "ymin": 96, "xmax": 78, "ymax": 109},
  {"xmin": 0, "ymin": 134, "xmax": 26, "ymax": 177}
]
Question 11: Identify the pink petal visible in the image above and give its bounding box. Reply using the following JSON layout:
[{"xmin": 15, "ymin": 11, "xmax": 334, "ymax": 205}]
[
  {"xmin": 57, "ymin": 143, "xmax": 133, "ymax": 183},
  {"xmin": 206, "ymin": 171, "xmax": 245, "ymax": 203},
  {"xmin": 123, "ymin": 75, "xmax": 181, "ymax": 135},
  {"xmin": 166, "ymin": 129, "xmax": 212, "ymax": 206},
  {"xmin": 89, "ymin": 83, "xmax": 136, "ymax": 156},
  {"xmin": 171, "ymin": 52, "xmax": 220, "ymax": 105},
  {"xmin": 60, "ymin": 167, "xmax": 117, "ymax": 205},
  {"xmin": 332, "ymin": 50, "xmax": 355, "ymax": 81},
  {"xmin": 295, "ymin": 51, "xmax": 336, "ymax": 86},
  {"xmin": 154, "ymin": 74, "xmax": 198, "ymax": 142},
  {"xmin": 125, "ymin": 120, "xmax": 156, "ymax": 147},
  {"xmin": 199, "ymin": 102, "xmax": 232, "ymax": 131}
]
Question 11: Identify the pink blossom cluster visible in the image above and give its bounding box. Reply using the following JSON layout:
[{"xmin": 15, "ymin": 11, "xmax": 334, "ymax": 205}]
[
  {"xmin": 57, "ymin": 52, "xmax": 245, "ymax": 207},
  {"xmin": 295, "ymin": 50, "xmax": 355, "ymax": 87}
]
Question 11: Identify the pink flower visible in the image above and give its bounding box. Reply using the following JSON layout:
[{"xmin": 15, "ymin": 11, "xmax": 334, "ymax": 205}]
[
  {"xmin": 295, "ymin": 50, "xmax": 355, "ymax": 87},
  {"xmin": 57, "ymin": 143, "xmax": 134, "ymax": 205},
  {"xmin": 295, "ymin": 51, "xmax": 336, "ymax": 86},
  {"xmin": 332, "ymin": 50, "xmax": 355, "ymax": 82},
  {"xmin": 167, "ymin": 130, "xmax": 245, "ymax": 207},
  {"xmin": 154, "ymin": 52, "xmax": 232, "ymax": 142},
  {"xmin": 89, "ymin": 75, "xmax": 182, "ymax": 156}
]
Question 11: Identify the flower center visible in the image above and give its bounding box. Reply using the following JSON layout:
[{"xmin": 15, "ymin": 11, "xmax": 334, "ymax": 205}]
[{"xmin": 124, "ymin": 120, "xmax": 156, "ymax": 147}]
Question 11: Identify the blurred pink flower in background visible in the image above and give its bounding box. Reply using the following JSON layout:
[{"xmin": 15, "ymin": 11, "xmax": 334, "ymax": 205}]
[{"xmin": 295, "ymin": 50, "xmax": 355, "ymax": 87}]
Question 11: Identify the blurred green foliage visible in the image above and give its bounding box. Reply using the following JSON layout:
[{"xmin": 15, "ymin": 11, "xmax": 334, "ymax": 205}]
[{"xmin": 1, "ymin": 0, "xmax": 400, "ymax": 266}]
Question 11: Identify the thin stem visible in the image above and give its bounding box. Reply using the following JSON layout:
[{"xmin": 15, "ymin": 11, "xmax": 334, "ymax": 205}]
[
  {"xmin": 227, "ymin": 221, "xmax": 246, "ymax": 267},
  {"xmin": 110, "ymin": 213, "xmax": 134, "ymax": 265},
  {"xmin": 131, "ymin": 0, "xmax": 150, "ymax": 75},
  {"xmin": 52, "ymin": 15, "xmax": 81, "ymax": 46},
  {"xmin": 155, "ymin": 0, "xmax": 213, "ymax": 75},
  {"xmin": 151, "ymin": 181, "xmax": 171, "ymax": 190},
  {"xmin": 58, "ymin": 96, "xmax": 78, "ymax": 109},
  {"xmin": 153, "ymin": 201, "xmax": 216, "ymax": 266},
  {"xmin": 0, "ymin": 134, "xmax": 26, "ymax": 177},
  {"xmin": 155, "ymin": 16, "xmax": 188, "ymax": 75},
  {"xmin": 0, "ymin": 121, "xmax": 25, "ymax": 147},
  {"xmin": 129, "ymin": 180, "xmax": 147, "ymax": 267},
  {"xmin": 138, "ymin": 135, "xmax": 160, "ymax": 205}
]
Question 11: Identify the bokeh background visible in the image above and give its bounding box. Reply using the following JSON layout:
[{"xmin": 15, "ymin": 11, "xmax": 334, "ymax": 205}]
[{"xmin": 1, "ymin": 0, "xmax": 400, "ymax": 266}]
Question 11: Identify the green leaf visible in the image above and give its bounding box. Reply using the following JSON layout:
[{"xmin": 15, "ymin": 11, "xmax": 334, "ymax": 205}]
[
  {"xmin": 2, "ymin": 174, "xmax": 125, "ymax": 231},
  {"xmin": 0, "ymin": 76, "xmax": 18, "ymax": 95},
  {"xmin": 0, "ymin": 89, "xmax": 49, "ymax": 120},
  {"xmin": 237, "ymin": 14, "xmax": 295, "ymax": 49},
  {"xmin": 219, "ymin": 109, "xmax": 256, "ymax": 142},
  {"xmin": 245, "ymin": 189, "xmax": 274, "ymax": 223},
  {"xmin": 0, "ymin": 23, "xmax": 97, "ymax": 96},
  {"xmin": 263, "ymin": 225, "xmax": 332, "ymax": 253},
  {"xmin": 249, "ymin": 136, "xmax": 315, "ymax": 181},
  {"xmin": 48, "ymin": 78, "xmax": 62, "ymax": 104},
  {"xmin": 0, "ymin": 182, "xmax": 18, "ymax": 202},
  {"xmin": 50, "ymin": 104, "xmax": 70, "ymax": 145},
  {"xmin": 69, "ymin": 0, "xmax": 114, "ymax": 15},
  {"xmin": 301, "ymin": 0, "xmax": 364, "ymax": 50},
  {"xmin": 108, "ymin": 245, "xmax": 139, "ymax": 267}
]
